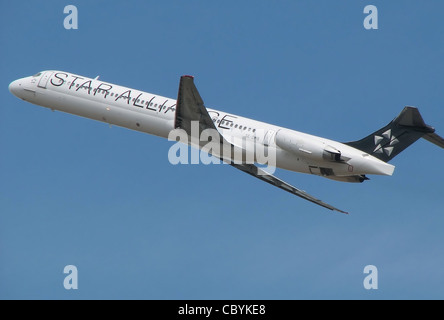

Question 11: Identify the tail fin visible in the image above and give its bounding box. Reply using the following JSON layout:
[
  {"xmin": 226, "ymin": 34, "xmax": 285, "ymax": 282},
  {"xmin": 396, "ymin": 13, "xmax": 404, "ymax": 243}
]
[{"xmin": 345, "ymin": 107, "xmax": 444, "ymax": 162}]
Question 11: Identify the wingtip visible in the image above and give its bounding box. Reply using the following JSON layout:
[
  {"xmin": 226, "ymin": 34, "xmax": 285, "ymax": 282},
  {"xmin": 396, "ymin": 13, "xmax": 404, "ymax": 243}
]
[{"xmin": 334, "ymin": 208, "xmax": 349, "ymax": 215}]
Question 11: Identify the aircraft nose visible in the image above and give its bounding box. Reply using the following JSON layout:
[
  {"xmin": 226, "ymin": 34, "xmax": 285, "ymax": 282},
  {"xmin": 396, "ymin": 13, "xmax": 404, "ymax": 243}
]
[{"xmin": 9, "ymin": 79, "xmax": 22, "ymax": 97}]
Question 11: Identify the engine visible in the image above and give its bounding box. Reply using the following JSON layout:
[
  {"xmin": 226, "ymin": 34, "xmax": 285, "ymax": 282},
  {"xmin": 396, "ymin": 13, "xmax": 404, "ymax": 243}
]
[{"xmin": 275, "ymin": 129, "xmax": 349, "ymax": 163}]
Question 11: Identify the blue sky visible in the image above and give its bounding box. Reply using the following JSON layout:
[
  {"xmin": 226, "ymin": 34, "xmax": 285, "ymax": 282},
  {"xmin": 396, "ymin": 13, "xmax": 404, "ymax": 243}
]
[{"xmin": 1, "ymin": 1, "xmax": 443, "ymax": 299}]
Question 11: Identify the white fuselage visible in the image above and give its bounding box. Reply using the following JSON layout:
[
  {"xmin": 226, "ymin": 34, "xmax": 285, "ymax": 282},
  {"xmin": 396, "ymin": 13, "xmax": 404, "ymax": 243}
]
[{"xmin": 9, "ymin": 70, "xmax": 395, "ymax": 180}]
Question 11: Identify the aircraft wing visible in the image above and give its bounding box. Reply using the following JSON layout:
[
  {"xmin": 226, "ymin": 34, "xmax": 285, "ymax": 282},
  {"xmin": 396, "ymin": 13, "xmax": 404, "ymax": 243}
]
[
  {"xmin": 175, "ymin": 75, "xmax": 216, "ymax": 138},
  {"xmin": 175, "ymin": 75, "xmax": 348, "ymax": 214},
  {"xmin": 229, "ymin": 162, "xmax": 348, "ymax": 214}
]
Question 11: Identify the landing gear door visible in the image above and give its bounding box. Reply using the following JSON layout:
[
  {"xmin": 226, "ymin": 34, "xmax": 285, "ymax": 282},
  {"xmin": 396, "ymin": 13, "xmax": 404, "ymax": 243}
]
[{"xmin": 38, "ymin": 71, "xmax": 53, "ymax": 88}]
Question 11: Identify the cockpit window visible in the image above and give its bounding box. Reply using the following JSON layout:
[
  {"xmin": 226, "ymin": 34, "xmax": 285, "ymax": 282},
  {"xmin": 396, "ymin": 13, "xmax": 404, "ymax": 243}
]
[{"xmin": 33, "ymin": 72, "xmax": 42, "ymax": 77}]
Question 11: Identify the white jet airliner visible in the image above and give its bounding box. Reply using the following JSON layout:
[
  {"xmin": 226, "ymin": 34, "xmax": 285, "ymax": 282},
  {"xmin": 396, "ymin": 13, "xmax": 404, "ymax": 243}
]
[{"xmin": 9, "ymin": 71, "xmax": 444, "ymax": 213}]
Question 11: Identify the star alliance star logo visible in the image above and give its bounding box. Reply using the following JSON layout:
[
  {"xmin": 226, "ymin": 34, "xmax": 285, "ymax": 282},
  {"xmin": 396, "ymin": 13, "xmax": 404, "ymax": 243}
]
[{"xmin": 373, "ymin": 129, "xmax": 399, "ymax": 156}]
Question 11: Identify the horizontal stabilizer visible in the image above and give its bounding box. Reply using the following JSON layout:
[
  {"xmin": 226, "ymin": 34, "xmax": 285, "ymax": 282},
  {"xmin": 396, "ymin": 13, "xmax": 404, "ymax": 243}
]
[
  {"xmin": 397, "ymin": 106, "xmax": 429, "ymax": 127},
  {"xmin": 423, "ymin": 132, "xmax": 444, "ymax": 149}
]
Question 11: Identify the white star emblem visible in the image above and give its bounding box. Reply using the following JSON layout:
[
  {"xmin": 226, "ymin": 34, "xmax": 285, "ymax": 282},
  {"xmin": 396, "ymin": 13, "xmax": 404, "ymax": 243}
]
[{"xmin": 373, "ymin": 129, "xmax": 399, "ymax": 156}]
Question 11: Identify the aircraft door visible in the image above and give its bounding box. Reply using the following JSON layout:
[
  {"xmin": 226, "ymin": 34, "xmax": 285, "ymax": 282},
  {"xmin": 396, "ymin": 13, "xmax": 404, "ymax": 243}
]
[{"xmin": 38, "ymin": 71, "xmax": 53, "ymax": 88}]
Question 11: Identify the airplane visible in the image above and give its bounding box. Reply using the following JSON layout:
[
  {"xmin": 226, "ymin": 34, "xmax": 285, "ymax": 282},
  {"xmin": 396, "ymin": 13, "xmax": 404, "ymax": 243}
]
[{"xmin": 9, "ymin": 71, "xmax": 444, "ymax": 214}]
